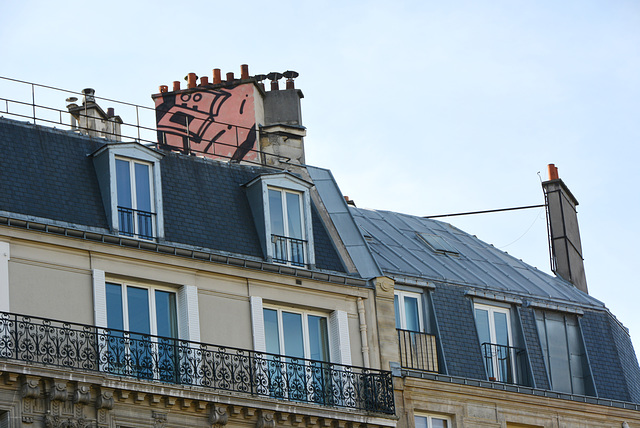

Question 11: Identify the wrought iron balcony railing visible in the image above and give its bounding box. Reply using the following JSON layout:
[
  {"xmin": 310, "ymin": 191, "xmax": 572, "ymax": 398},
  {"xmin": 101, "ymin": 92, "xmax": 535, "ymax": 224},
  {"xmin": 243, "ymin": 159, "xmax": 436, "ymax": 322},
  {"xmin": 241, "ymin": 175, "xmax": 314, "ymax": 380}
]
[
  {"xmin": 397, "ymin": 329, "xmax": 439, "ymax": 372},
  {"xmin": 271, "ymin": 234, "xmax": 307, "ymax": 267},
  {"xmin": 118, "ymin": 206, "xmax": 156, "ymax": 240},
  {"xmin": 0, "ymin": 312, "xmax": 394, "ymax": 414},
  {"xmin": 480, "ymin": 342, "xmax": 528, "ymax": 385}
]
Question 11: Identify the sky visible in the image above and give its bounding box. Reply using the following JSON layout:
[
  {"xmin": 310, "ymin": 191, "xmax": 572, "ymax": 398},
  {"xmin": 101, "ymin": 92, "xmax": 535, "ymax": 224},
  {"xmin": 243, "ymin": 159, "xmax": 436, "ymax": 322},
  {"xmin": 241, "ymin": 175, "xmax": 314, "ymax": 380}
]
[{"xmin": 1, "ymin": 1, "xmax": 639, "ymax": 355}]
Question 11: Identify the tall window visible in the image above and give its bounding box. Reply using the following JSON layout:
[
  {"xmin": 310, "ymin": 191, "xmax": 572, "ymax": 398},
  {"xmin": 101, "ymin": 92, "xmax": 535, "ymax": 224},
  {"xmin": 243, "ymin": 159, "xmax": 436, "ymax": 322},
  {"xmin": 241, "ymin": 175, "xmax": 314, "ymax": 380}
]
[
  {"xmin": 415, "ymin": 414, "xmax": 450, "ymax": 428},
  {"xmin": 105, "ymin": 282, "xmax": 178, "ymax": 380},
  {"xmin": 263, "ymin": 307, "xmax": 329, "ymax": 361},
  {"xmin": 535, "ymin": 310, "xmax": 593, "ymax": 395},
  {"xmin": 269, "ymin": 188, "xmax": 305, "ymax": 267},
  {"xmin": 474, "ymin": 303, "xmax": 515, "ymax": 383},
  {"xmin": 394, "ymin": 291, "xmax": 423, "ymax": 332},
  {"xmin": 116, "ymin": 158, "xmax": 155, "ymax": 240}
]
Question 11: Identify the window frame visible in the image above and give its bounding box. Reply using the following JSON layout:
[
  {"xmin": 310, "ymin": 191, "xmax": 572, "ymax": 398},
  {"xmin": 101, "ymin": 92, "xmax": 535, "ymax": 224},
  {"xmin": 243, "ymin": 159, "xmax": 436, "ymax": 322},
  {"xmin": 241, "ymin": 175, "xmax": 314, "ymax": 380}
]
[
  {"xmin": 105, "ymin": 280, "xmax": 178, "ymax": 339},
  {"xmin": 394, "ymin": 290, "xmax": 424, "ymax": 332},
  {"xmin": 115, "ymin": 156, "xmax": 157, "ymax": 240},
  {"xmin": 414, "ymin": 414, "xmax": 451, "ymax": 428},
  {"xmin": 267, "ymin": 187, "xmax": 307, "ymax": 267},
  {"xmin": 262, "ymin": 305, "xmax": 331, "ymax": 362},
  {"xmin": 474, "ymin": 302, "xmax": 516, "ymax": 382}
]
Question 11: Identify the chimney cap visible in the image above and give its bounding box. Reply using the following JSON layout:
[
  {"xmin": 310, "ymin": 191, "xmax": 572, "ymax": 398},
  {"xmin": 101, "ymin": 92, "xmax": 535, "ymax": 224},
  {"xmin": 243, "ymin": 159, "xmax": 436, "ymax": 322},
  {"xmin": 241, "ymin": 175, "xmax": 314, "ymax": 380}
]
[
  {"xmin": 267, "ymin": 72, "xmax": 283, "ymax": 81},
  {"xmin": 283, "ymin": 70, "xmax": 299, "ymax": 79}
]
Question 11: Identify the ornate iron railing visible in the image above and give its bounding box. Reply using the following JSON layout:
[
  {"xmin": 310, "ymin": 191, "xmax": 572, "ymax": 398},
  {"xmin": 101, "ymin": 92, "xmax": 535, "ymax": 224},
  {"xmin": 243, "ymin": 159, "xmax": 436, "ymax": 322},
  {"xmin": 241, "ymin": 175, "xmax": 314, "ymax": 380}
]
[
  {"xmin": 0, "ymin": 312, "xmax": 394, "ymax": 414},
  {"xmin": 271, "ymin": 234, "xmax": 307, "ymax": 267},
  {"xmin": 118, "ymin": 206, "xmax": 156, "ymax": 240},
  {"xmin": 397, "ymin": 329, "xmax": 439, "ymax": 372},
  {"xmin": 480, "ymin": 342, "xmax": 528, "ymax": 385}
]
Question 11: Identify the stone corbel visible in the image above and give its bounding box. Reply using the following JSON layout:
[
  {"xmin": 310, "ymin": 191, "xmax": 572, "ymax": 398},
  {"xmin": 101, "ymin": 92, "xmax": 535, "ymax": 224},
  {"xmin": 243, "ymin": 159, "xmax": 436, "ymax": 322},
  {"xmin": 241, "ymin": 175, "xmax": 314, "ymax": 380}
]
[
  {"xmin": 48, "ymin": 379, "xmax": 68, "ymax": 402},
  {"xmin": 74, "ymin": 383, "xmax": 91, "ymax": 405},
  {"xmin": 209, "ymin": 403, "xmax": 229, "ymax": 426},
  {"xmin": 257, "ymin": 410, "xmax": 275, "ymax": 428},
  {"xmin": 21, "ymin": 376, "xmax": 41, "ymax": 399},
  {"xmin": 96, "ymin": 388, "xmax": 114, "ymax": 410}
]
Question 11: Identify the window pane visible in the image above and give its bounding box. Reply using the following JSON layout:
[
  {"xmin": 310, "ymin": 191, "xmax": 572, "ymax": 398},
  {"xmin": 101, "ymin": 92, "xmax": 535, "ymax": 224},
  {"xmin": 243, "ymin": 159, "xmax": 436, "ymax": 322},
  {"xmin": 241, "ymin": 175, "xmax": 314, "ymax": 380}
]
[
  {"xmin": 308, "ymin": 315, "xmax": 329, "ymax": 362},
  {"xmin": 414, "ymin": 416, "xmax": 428, "ymax": 428},
  {"xmin": 394, "ymin": 295, "xmax": 401, "ymax": 329},
  {"xmin": 116, "ymin": 159, "xmax": 132, "ymax": 208},
  {"xmin": 106, "ymin": 283, "xmax": 123, "ymax": 330},
  {"xmin": 432, "ymin": 418, "xmax": 448, "ymax": 428},
  {"xmin": 404, "ymin": 296, "xmax": 420, "ymax": 332},
  {"xmin": 545, "ymin": 314, "xmax": 572, "ymax": 392},
  {"xmin": 282, "ymin": 312, "xmax": 304, "ymax": 359},
  {"xmin": 264, "ymin": 309, "xmax": 280, "ymax": 355},
  {"xmin": 493, "ymin": 311, "xmax": 509, "ymax": 347},
  {"xmin": 285, "ymin": 192, "xmax": 303, "ymax": 239},
  {"xmin": 134, "ymin": 163, "xmax": 152, "ymax": 212},
  {"xmin": 155, "ymin": 290, "xmax": 177, "ymax": 338},
  {"xmin": 475, "ymin": 308, "xmax": 491, "ymax": 345},
  {"xmin": 127, "ymin": 286, "xmax": 150, "ymax": 335},
  {"xmin": 269, "ymin": 190, "xmax": 285, "ymax": 236}
]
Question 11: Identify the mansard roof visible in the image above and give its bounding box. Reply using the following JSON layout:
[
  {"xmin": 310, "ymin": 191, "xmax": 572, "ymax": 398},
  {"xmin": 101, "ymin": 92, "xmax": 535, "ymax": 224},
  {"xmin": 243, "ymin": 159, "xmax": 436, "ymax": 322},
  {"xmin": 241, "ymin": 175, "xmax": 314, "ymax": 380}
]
[{"xmin": 0, "ymin": 118, "xmax": 346, "ymax": 274}]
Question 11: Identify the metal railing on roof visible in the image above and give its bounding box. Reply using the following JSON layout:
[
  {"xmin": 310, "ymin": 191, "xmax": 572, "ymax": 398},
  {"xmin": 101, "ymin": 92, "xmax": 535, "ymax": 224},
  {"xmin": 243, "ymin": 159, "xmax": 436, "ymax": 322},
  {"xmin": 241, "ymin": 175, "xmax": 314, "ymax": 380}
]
[
  {"xmin": 0, "ymin": 76, "xmax": 291, "ymax": 167},
  {"xmin": 0, "ymin": 311, "xmax": 395, "ymax": 414}
]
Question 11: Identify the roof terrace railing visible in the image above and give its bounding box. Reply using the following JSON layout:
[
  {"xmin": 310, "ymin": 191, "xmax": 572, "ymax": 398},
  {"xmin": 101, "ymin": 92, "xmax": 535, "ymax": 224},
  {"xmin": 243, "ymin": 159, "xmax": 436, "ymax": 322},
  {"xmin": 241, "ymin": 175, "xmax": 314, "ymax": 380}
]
[
  {"xmin": 0, "ymin": 76, "xmax": 291, "ymax": 168},
  {"xmin": 0, "ymin": 311, "xmax": 395, "ymax": 414}
]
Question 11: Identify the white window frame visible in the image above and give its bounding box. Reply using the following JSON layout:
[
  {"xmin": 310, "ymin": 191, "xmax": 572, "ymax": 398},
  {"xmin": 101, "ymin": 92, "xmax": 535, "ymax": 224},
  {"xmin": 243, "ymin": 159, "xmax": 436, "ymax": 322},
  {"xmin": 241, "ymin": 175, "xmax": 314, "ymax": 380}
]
[
  {"xmin": 105, "ymin": 280, "xmax": 177, "ymax": 338},
  {"xmin": 474, "ymin": 303, "xmax": 515, "ymax": 382},
  {"xmin": 415, "ymin": 414, "xmax": 451, "ymax": 428},
  {"xmin": 115, "ymin": 156, "xmax": 156, "ymax": 240},
  {"xmin": 395, "ymin": 290, "xmax": 424, "ymax": 332},
  {"xmin": 263, "ymin": 305, "xmax": 330, "ymax": 362},
  {"xmin": 267, "ymin": 187, "xmax": 308, "ymax": 267}
]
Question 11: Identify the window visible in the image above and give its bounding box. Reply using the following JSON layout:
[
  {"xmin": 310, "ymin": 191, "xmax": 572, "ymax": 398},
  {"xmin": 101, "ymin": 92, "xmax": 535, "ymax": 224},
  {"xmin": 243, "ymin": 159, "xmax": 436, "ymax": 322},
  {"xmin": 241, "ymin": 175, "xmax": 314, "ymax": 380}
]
[
  {"xmin": 116, "ymin": 158, "xmax": 155, "ymax": 240},
  {"xmin": 268, "ymin": 188, "xmax": 306, "ymax": 267},
  {"xmin": 415, "ymin": 414, "xmax": 450, "ymax": 428},
  {"xmin": 395, "ymin": 291, "xmax": 424, "ymax": 332},
  {"xmin": 535, "ymin": 310, "xmax": 594, "ymax": 395},
  {"xmin": 263, "ymin": 307, "xmax": 329, "ymax": 362},
  {"xmin": 243, "ymin": 172, "xmax": 315, "ymax": 268},
  {"xmin": 105, "ymin": 281, "xmax": 178, "ymax": 381},
  {"xmin": 474, "ymin": 303, "xmax": 516, "ymax": 383}
]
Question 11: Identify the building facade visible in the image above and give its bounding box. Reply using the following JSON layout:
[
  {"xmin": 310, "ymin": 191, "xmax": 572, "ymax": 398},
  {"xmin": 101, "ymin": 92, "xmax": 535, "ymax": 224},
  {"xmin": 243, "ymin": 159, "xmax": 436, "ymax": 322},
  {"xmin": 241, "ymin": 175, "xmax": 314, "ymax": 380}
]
[{"xmin": 0, "ymin": 66, "xmax": 639, "ymax": 427}]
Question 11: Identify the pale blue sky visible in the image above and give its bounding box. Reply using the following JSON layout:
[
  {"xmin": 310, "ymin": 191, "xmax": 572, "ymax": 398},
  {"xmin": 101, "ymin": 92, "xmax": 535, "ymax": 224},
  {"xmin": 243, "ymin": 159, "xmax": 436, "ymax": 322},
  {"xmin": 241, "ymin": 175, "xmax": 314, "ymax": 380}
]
[{"xmin": 2, "ymin": 0, "xmax": 639, "ymax": 354}]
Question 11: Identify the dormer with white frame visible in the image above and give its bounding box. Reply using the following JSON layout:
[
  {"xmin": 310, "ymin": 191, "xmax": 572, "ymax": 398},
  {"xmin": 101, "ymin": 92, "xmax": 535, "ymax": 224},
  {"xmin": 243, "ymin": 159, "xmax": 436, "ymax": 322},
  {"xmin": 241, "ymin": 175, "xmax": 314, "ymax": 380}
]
[
  {"xmin": 244, "ymin": 172, "xmax": 315, "ymax": 269},
  {"xmin": 92, "ymin": 142, "xmax": 165, "ymax": 241}
]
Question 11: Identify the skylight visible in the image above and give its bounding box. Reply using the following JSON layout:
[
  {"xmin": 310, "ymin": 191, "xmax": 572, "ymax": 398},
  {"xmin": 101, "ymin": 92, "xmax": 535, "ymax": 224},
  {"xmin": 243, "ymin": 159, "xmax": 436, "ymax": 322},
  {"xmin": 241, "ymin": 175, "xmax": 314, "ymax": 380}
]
[{"xmin": 417, "ymin": 233, "xmax": 458, "ymax": 255}]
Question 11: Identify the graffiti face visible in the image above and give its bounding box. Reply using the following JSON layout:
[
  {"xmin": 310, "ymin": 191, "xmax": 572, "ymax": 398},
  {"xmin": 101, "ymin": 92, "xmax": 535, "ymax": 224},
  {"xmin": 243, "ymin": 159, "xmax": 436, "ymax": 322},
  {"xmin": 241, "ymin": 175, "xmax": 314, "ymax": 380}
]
[{"xmin": 154, "ymin": 84, "xmax": 258, "ymax": 162}]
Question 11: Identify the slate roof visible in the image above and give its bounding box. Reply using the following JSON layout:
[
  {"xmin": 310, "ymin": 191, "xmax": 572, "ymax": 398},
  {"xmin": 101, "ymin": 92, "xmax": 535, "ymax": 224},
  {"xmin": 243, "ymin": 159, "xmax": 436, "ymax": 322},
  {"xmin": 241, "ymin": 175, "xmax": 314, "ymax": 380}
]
[
  {"xmin": 0, "ymin": 118, "xmax": 346, "ymax": 274},
  {"xmin": 351, "ymin": 207, "xmax": 604, "ymax": 308}
]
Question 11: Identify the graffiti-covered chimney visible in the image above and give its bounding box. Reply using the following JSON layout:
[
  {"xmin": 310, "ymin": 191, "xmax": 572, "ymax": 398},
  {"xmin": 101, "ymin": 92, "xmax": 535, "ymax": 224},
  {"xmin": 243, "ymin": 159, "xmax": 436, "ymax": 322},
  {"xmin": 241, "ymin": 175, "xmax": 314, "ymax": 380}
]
[
  {"xmin": 152, "ymin": 64, "xmax": 265, "ymax": 163},
  {"xmin": 152, "ymin": 65, "xmax": 306, "ymax": 166},
  {"xmin": 542, "ymin": 164, "xmax": 588, "ymax": 294}
]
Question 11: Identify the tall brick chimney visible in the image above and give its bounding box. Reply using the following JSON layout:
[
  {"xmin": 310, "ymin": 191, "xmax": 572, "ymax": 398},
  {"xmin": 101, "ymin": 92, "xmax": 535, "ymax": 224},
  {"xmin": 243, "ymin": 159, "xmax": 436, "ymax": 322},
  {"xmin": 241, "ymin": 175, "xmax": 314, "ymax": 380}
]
[{"xmin": 542, "ymin": 164, "xmax": 588, "ymax": 294}]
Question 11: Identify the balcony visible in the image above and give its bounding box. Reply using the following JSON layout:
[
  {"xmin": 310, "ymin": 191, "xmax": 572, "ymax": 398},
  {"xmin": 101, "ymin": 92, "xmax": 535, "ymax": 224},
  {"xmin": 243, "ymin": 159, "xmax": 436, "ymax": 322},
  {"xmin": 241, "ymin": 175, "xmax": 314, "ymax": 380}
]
[
  {"xmin": 480, "ymin": 342, "xmax": 528, "ymax": 385},
  {"xmin": 118, "ymin": 206, "xmax": 156, "ymax": 240},
  {"xmin": 271, "ymin": 234, "xmax": 307, "ymax": 267},
  {"xmin": 397, "ymin": 329, "xmax": 439, "ymax": 372},
  {"xmin": 0, "ymin": 312, "xmax": 395, "ymax": 414}
]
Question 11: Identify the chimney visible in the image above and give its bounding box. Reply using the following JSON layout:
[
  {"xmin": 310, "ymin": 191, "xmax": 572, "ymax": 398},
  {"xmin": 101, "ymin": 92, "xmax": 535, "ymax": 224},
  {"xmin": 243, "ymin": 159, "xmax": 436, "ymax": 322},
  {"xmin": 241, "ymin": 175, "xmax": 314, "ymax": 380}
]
[
  {"xmin": 67, "ymin": 88, "xmax": 122, "ymax": 141},
  {"xmin": 542, "ymin": 164, "xmax": 588, "ymax": 293}
]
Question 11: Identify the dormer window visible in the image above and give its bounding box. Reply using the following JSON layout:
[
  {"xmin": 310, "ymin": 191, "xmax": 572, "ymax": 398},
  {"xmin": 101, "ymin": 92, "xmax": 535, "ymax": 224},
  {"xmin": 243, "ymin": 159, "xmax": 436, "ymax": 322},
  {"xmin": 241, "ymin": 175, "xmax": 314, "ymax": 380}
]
[
  {"xmin": 268, "ymin": 188, "xmax": 305, "ymax": 267},
  {"xmin": 91, "ymin": 142, "xmax": 164, "ymax": 241},
  {"xmin": 244, "ymin": 172, "xmax": 315, "ymax": 269},
  {"xmin": 116, "ymin": 158, "xmax": 155, "ymax": 240}
]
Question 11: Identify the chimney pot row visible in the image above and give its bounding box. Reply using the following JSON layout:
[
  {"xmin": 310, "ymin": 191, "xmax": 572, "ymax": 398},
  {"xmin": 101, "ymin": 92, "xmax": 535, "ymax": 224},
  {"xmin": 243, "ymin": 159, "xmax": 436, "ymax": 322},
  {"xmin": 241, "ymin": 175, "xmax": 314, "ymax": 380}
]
[{"xmin": 548, "ymin": 163, "xmax": 559, "ymax": 180}]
